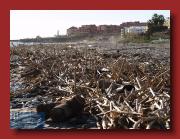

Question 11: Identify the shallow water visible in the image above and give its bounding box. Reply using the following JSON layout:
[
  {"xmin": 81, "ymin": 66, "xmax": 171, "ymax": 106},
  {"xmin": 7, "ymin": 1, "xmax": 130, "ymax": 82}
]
[{"xmin": 10, "ymin": 111, "xmax": 45, "ymax": 129}]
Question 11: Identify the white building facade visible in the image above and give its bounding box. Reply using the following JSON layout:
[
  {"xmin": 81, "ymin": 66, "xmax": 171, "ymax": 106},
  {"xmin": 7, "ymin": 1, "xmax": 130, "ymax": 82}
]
[{"xmin": 125, "ymin": 26, "xmax": 148, "ymax": 34}]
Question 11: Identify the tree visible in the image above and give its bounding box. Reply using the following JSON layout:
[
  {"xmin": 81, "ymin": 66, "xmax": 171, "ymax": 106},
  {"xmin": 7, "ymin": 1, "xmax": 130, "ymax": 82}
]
[
  {"xmin": 36, "ymin": 35, "xmax": 41, "ymax": 39},
  {"xmin": 151, "ymin": 13, "xmax": 165, "ymax": 26},
  {"xmin": 147, "ymin": 14, "xmax": 167, "ymax": 38}
]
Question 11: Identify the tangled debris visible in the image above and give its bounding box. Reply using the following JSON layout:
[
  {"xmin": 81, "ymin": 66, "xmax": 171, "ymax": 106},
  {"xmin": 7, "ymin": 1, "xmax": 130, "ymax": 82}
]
[{"xmin": 10, "ymin": 44, "xmax": 170, "ymax": 129}]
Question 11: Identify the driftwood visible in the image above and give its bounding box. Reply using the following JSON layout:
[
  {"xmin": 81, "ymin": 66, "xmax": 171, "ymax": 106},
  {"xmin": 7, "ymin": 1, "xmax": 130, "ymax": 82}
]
[{"xmin": 10, "ymin": 44, "xmax": 170, "ymax": 129}]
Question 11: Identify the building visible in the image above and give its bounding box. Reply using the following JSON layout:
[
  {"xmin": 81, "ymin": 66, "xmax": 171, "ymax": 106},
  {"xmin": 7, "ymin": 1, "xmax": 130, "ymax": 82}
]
[
  {"xmin": 79, "ymin": 25, "xmax": 97, "ymax": 34},
  {"xmin": 67, "ymin": 26, "xmax": 79, "ymax": 36},
  {"xmin": 124, "ymin": 26, "xmax": 148, "ymax": 34},
  {"xmin": 97, "ymin": 25, "xmax": 121, "ymax": 34},
  {"xmin": 164, "ymin": 17, "xmax": 170, "ymax": 29},
  {"xmin": 66, "ymin": 21, "xmax": 148, "ymax": 36},
  {"xmin": 97, "ymin": 25, "xmax": 109, "ymax": 33},
  {"xmin": 120, "ymin": 21, "xmax": 142, "ymax": 28},
  {"xmin": 122, "ymin": 22, "xmax": 148, "ymax": 35}
]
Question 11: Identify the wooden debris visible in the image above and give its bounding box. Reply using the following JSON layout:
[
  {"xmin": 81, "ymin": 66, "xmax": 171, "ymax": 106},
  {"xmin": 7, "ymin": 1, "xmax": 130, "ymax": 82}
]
[{"xmin": 10, "ymin": 44, "xmax": 170, "ymax": 129}]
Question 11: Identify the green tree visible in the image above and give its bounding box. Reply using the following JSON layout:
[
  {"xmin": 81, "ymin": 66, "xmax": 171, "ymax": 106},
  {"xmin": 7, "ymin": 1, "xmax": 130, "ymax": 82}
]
[
  {"xmin": 147, "ymin": 14, "xmax": 167, "ymax": 38},
  {"xmin": 151, "ymin": 14, "xmax": 165, "ymax": 26}
]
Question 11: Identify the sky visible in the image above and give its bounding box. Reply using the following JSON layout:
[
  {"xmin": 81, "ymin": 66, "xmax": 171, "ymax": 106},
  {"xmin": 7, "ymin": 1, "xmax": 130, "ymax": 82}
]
[{"xmin": 10, "ymin": 10, "xmax": 170, "ymax": 40}]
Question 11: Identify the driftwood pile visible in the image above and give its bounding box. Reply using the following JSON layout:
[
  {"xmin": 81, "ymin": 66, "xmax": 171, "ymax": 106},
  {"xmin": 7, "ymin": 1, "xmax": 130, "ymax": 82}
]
[{"xmin": 10, "ymin": 44, "xmax": 170, "ymax": 129}]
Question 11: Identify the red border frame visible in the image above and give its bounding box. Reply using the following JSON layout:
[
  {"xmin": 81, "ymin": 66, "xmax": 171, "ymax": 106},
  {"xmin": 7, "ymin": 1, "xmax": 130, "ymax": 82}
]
[{"xmin": 0, "ymin": 0, "xmax": 179, "ymax": 139}]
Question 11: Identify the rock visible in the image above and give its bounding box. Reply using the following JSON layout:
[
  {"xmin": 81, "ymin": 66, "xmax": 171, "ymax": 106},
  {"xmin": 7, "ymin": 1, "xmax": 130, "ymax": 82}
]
[
  {"xmin": 36, "ymin": 103, "xmax": 57, "ymax": 119},
  {"xmin": 50, "ymin": 95, "xmax": 85, "ymax": 122}
]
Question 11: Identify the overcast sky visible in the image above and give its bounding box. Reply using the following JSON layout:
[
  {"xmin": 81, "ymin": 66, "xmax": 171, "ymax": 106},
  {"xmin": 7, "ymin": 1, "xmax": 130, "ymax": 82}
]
[{"xmin": 10, "ymin": 10, "xmax": 170, "ymax": 40}]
